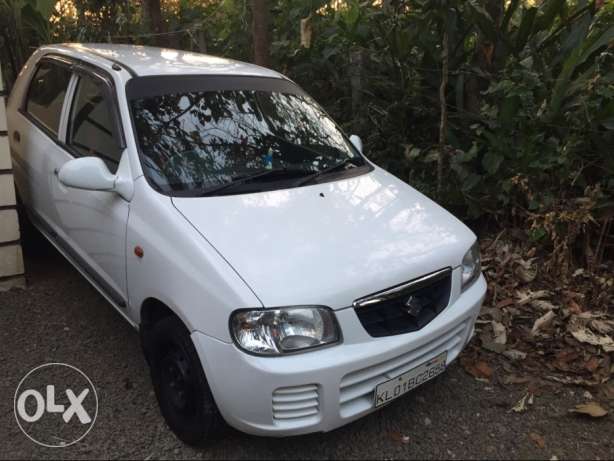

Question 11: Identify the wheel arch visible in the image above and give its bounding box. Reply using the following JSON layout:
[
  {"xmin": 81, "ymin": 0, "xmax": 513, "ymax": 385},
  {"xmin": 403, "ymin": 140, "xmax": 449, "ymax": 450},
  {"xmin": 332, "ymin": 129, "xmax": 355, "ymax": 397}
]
[{"xmin": 139, "ymin": 297, "xmax": 191, "ymax": 362}]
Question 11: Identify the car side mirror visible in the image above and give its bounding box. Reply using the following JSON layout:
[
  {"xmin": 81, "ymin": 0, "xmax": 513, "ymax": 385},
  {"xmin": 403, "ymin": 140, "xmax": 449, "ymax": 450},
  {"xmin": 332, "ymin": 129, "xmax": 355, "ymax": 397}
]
[
  {"xmin": 58, "ymin": 157, "xmax": 116, "ymax": 191},
  {"xmin": 349, "ymin": 134, "xmax": 363, "ymax": 154}
]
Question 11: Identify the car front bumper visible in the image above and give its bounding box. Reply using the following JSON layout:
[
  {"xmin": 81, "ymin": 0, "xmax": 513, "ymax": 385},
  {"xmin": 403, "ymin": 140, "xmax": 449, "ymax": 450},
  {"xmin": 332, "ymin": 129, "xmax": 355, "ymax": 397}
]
[{"xmin": 192, "ymin": 271, "xmax": 486, "ymax": 436}]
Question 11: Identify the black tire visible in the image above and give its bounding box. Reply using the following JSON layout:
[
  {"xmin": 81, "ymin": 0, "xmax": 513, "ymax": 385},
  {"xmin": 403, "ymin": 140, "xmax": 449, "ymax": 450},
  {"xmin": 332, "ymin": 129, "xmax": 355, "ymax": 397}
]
[
  {"xmin": 148, "ymin": 316, "xmax": 226, "ymax": 446},
  {"xmin": 15, "ymin": 193, "xmax": 50, "ymax": 257}
]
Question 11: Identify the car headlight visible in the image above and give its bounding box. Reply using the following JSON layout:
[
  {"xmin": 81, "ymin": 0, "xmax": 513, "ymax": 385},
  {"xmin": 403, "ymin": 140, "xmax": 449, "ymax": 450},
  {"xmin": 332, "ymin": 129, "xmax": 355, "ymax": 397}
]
[
  {"xmin": 230, "ymin": 306, "xmax": 341, "ymax": 356},
  {"xmin": 461, "ymin": 241, "xmax": 481, "ymax": 290}
]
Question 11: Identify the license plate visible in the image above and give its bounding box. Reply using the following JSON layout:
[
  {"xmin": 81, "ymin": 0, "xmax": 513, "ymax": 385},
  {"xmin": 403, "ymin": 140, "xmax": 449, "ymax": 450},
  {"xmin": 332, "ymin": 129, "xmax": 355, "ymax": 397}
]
[{"xmin": 374, "ymin": 352, "xmax": 447, "ymax": 407}]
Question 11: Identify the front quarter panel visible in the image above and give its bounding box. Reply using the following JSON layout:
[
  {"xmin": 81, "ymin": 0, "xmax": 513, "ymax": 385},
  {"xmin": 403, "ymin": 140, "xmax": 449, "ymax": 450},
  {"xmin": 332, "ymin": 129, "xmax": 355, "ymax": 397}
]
[{"xmin": 126, "ymin": 178, "xmax": 262, "ymax": 341}]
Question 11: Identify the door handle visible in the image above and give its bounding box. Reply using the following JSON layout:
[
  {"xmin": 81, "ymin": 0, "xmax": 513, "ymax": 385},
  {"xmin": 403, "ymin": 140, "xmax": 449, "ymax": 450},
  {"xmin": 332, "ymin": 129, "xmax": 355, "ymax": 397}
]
[{"xmin": 13, "ymin": 131, "xmax": 20, "ymax": 143}]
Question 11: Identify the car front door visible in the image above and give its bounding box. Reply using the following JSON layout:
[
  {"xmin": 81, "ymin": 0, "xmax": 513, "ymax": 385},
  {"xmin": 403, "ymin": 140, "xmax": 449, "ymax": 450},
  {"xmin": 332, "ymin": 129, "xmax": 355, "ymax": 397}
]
[{"xmin": 47, "ymin": 64, "xmax": 130, "ymax": 308}]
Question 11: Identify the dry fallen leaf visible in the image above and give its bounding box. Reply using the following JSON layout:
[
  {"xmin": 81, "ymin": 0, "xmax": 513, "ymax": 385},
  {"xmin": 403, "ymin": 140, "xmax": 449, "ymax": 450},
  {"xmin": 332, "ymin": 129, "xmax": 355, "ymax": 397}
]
[
  {"xmin": 503, "ymin": 349, "xmax": 527, "ymax": 361},
  {"xmin": 572, "ymin": 268, "xmax": 585, "ymax": 278},
  {"xmin": 591, "ymin": 319, "xmax": 614, "ymax": 335},
  {"xmin": 546, "ymin": 375, "xmax": 600, "ymax": 386},
  {"xmin": 389, "ymin": 431, "xmax": 411, "ymax": 444},
  {"xmin": 481, "ymin": 340, "xmax": 506, "ymax": 354},
  {"xmin": 553, "ymin": 349, "xmax": 580, "ymax": 372},
  {"xmin": 531, "ymin": 299, "xmax": 558, "ymax": 311},
  {"xmin": 531, "ymin": 311, "xmax": 556, "ymax": 336},
  {"xmin": 516, "ymin": 289, "xmax": 551, "ymax": 306},
  {"xmin": 515, "ymin": 259, "xmax": 537, "ymax": 283},
  {"xmin": 570, "ymin": 328, "xmax": 614, "ymax": 353},
  {"xmin": 510, "ymin": 393, "xmax": 534, "ymax": 413},
  {"xmin": 503, "ymin": 375, "xmax": 530, "ymax": 385},
  {"xmin": 600, "ymin": 383, "xmax": 614, "ymax": 401},
  {"xmin": 462, "ymin": 357, "xmax": 494, "ymax": 380},
  {"xmin": 492, "ymin": 321, "xmax": 507, "ymax": 345},
  {"xmin": 477, "ymin": 236, "xmax": 614, "ymax": 390},
  {"xmin": 496, "ymin": 298, "xmax": 515, "ymax": 309},
  {"xmin": 576, "ymin": 311, "xmax": 606, "ymax": 320},
  {"xmin": 569, "ymin": 401, "xmax": 608, "ymax": 418},
  {"xmin": 568, "ymin": 299, "xmax": 583, "ymax": 314},
  {"xmin": 474, "ymin": 361, "xmax": 493, "ymax": 379},
  {"xmin": 584, "ymin": 356, "xmax": 600, "ymax": 373},
  {"xmin": 528, "ymin": 432, "xmax": 545, "ymax": 449}
]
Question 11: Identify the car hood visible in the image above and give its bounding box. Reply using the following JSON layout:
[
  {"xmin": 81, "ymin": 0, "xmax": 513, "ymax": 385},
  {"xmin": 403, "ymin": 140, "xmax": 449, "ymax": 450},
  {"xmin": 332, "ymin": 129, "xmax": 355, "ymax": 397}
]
[{"xmin": 172, "ymin": 167, "xmax": 476, "ymax": 310}]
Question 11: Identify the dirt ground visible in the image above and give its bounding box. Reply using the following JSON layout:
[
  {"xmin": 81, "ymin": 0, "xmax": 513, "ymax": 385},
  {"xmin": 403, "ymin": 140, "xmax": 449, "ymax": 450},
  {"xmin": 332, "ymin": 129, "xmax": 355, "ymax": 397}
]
[{"xmin": 0, "ymin": 236, "xmax": 612, "ymax": 460}]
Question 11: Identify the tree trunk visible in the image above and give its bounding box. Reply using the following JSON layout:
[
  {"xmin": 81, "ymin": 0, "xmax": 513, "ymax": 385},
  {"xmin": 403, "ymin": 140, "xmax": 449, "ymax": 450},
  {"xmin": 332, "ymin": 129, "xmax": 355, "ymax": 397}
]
[
  {"xmin": 438, "ymin": 29, "xmax": 449, "ymax": 195},
  {"xmin": 196, "ymin": 29, "xmax": 207, "ymax": 53},
  {"xmin": 142, "ymin": 0, "xmax": 167, "ymax": 47},
  {"xmin": 250, "ymin": 0, "xmax": 270, "ymax": 66},
  {"xmin": 349, "ymin": 47, "xmax": 364, "ymax": 114}
]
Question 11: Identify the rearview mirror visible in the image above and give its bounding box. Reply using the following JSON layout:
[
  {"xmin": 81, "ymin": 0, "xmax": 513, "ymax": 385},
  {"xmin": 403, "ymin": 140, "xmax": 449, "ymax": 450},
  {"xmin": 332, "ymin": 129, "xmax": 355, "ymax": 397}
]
[
  {"xmin": 58, "ymin": 157, "xmax": 116, "ymax": 191},
  {"xmin": 349, "ymin": 134, "xmax": 363, "ymax": 154}
]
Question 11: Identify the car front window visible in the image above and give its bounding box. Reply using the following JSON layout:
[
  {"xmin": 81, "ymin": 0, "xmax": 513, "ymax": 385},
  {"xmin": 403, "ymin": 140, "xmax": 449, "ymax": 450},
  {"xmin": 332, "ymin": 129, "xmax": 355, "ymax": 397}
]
[{"xmin": 127, "ymin": 76, "xmax": 368, "ymax": 196}]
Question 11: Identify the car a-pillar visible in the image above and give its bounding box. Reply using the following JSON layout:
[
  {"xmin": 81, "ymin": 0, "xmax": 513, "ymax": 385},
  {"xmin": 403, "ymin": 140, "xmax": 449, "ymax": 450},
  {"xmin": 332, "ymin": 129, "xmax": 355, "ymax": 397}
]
[{"xmin": 0, "ymin": 66, "xmax": 25, "ymax": 291}]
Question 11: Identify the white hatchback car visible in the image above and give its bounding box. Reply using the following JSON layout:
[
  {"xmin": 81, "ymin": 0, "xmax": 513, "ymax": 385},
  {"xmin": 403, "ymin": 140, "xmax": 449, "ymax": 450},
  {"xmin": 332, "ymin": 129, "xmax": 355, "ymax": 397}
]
[{"xmin": 8, "ymin": 44, "xmax": 486, "ymax": 445}]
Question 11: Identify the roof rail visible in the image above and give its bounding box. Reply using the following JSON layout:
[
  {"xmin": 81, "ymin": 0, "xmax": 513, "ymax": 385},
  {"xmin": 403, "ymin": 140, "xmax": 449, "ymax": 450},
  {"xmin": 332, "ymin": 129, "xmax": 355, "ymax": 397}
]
[{"xmin": 82, "ymin": 49, "xmax": 138, "ymax": 77}]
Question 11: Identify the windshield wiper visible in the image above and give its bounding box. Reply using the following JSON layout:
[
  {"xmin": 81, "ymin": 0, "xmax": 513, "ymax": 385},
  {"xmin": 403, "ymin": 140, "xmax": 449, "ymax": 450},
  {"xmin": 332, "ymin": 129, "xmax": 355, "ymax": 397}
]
[
  {"xmin": 295, "ymin": 157, "xmax": 360, "ymax": 187},
  {"xmin": 198, "ymin": 168, "xmax": 311, "ymax": 196}
]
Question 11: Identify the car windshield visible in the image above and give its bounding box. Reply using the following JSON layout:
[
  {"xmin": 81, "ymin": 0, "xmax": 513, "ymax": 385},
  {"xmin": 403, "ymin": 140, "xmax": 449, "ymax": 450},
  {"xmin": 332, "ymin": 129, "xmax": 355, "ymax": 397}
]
[{"xmin": 127, "ymin": 76, "xmax": 367, "ymax": 196}]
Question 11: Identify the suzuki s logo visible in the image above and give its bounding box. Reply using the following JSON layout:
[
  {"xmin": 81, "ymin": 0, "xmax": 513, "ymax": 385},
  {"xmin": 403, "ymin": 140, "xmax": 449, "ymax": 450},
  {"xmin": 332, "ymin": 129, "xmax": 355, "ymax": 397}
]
[
  {"xmin": 14, "ymin": 363, "xmax": 98, "ymax": 447},
  {"xmin": 403, "ymin": 296, "xmax": 425, "ymax": 317}
]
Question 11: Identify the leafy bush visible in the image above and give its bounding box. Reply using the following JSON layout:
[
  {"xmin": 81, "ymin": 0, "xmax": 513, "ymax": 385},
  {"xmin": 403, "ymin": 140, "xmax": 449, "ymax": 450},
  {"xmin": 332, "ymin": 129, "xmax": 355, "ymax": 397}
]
[{"xmin": 1, "ymin": 0, "xmax": 612, "ymax": 272}]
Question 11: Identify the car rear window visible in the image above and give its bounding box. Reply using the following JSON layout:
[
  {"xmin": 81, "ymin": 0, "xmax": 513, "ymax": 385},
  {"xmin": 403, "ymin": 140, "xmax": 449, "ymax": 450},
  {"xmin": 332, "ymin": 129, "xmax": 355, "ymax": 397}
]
[{"xmin": 26, "ymin": 61, "xmax": 72, "ymax": 136}]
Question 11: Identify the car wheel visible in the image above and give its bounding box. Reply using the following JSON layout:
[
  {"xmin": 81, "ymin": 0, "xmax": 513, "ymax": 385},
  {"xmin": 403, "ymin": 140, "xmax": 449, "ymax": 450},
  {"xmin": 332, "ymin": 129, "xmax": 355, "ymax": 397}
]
[
  {"xmin": 148, "ymin": 316, "xmax": 226, "ymax": 445},
  {"xmin": 15, "ymin": 194, "xmax": 47, "ymax": 255}
]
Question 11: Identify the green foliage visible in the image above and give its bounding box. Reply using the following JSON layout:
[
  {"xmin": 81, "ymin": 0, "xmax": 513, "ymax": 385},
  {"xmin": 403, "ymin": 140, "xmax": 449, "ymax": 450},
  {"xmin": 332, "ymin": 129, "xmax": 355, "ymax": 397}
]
[
  {"xmin": 0, "ymin": 0, "xmax": 53, "ymax": 86},
  {"xmin": 1, "ymin": 0, "xmax": 613, "ymax": 235},
  {"xmin": 53, "ymin": 0, "xmax": 137, "ymax": 42},
  {"xmin": 267, "ymin": 0, "xmax": 614, "ymax": 226},
  {"xmin": 452, "ymin": 2, "xmax": 614, "ymax": 219}
]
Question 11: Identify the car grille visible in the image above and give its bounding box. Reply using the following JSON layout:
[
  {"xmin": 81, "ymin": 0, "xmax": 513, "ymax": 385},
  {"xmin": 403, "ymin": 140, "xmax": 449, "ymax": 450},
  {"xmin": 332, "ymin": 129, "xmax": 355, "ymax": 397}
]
[
  {"xmin": 272, "ymin": 384, "xmax": 319, "ymax": 423},
  {"xmin": 353, "ymin": 268, "xmax": 452, "ymax": 337},
  {"xmin": 339, "ymin": 318, "xmax": 470, "ymax": 418}
]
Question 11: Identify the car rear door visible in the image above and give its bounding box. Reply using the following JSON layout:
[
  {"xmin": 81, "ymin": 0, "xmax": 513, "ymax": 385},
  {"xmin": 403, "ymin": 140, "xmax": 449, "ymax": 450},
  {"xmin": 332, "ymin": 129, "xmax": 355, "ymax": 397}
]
[{"xmin": 11, "ymin": 56, "xmax": 72, "ymax": 221}]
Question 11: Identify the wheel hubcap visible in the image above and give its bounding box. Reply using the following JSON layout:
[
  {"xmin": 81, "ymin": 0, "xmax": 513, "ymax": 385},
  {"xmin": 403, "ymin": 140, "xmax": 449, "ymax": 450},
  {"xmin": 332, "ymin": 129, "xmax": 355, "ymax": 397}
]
[{"xmin": 161, "ymin": 347, "xmax": 191, "ymax": 412}]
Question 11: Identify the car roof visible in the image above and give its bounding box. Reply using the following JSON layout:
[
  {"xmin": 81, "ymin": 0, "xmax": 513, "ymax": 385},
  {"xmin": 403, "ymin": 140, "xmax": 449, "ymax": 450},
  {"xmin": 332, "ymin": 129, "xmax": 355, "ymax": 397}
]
[{"xmin": 46, "ymin": 43, "xmax": 287, "ymax": 80}]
